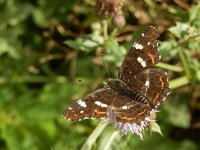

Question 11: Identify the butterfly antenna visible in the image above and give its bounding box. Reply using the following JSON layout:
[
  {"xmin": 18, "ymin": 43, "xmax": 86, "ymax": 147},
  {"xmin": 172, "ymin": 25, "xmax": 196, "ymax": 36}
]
[{"xmin": 101, "ymin": 53, "xmax": 110, "ymax": 79}]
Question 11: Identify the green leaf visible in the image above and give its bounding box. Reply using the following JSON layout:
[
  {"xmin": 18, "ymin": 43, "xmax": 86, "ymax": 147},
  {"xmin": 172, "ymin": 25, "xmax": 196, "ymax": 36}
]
[
  {"xmin": 64, "ymin": 34, "xmax": 104, "ymax": 52},
  {"xmin": 151, "ymin": 122, "xmax": 163, "ymax": 136},
  {"xmin": 0, "ymin": 37, "xmax": 20, "ymax": 59},
  {"xmin": 189, "ymin": 3, "xmax": 200, "ymax": 26},
  {"xmin": 168, "ymin": 22, "xmax": 190, "ymax": 38},
  {"xmin": 160, "ymin": 40, "xmax": 178, "ymax": 58},
  {"xmin": 162, "ymin": 102, "xmax": 190, "ymax": 128},
  {"xmin": 32, "ymin": 8, "xmax": 48, "ymax": 27},
  {"xmin": 103, "ymin": 38, "xmax": 126, "ymax": 67}
]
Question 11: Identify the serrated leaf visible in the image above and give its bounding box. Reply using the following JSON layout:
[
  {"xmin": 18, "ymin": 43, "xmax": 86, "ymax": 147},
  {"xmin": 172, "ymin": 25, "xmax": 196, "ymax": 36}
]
[
  {"xmin": 168, "ymin": 22, "xmax": 190, "ymax": 38},
  {"xmin": 160, "ymin": 41, "xmax": 178, "ymax": 58},
  {"xmin": 104, "ymin": 38, "xmax": 126, "ymax": 67},
  {"xmin": 64, "ymin": 34, "xmax": 104, "ymax": 52}
]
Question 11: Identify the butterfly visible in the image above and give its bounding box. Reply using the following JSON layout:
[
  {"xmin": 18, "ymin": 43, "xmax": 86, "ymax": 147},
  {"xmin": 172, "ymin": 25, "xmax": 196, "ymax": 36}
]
[{"xmin": 62, "ymin": 26, "xmax": 171, "ymax": 139}]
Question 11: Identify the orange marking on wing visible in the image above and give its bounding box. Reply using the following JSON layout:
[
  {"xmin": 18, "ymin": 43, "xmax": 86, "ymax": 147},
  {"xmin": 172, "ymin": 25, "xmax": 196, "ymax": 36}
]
[
  {"xmin": 94, "ymin": 110, "xmax": 106, "ymax": 115},
  {"xmin": 134, "ymin": 109, "xmax": 147, "ymax": 120},
  {"xmin": 149, "ymin": 53, "xmax": 155, "ymax": 64},
  {"xmin": 122, "ymin": 109, "xmax": 147, "ymax": 121},
  {"xmin": 159, "ymin": 77, "xmax": 165, "ymax": 87},
  {"xmin": 122, "ymin": 117, "xmax": 134, "ymax": 121},
  {"xmin": 153, "ymin": 93, "xmax": 160, "ymax": 104}
]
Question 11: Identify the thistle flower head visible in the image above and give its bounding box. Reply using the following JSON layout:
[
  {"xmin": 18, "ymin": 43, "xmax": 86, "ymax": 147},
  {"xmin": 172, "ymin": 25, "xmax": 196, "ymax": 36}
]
[
  {"xmin": 96, "ymin": 0, "xmax": 125, "ymax": 28},
  {"xmin": 107, "ymin": 106, "xmax": 157, "ymax": 140}
]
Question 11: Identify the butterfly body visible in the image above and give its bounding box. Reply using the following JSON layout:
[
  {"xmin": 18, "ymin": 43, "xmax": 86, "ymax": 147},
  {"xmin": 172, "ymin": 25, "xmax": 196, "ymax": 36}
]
[
  {"xmin": 62, "ymin": 26, "xmax": 171, "ymax": 139},
  {"xmin": 107, "ymin": 78, "xmax": 130, "ymax": 93},
  {"xmin": 108, "ymin": 78, "xmax": 151, "ymax": 106}
]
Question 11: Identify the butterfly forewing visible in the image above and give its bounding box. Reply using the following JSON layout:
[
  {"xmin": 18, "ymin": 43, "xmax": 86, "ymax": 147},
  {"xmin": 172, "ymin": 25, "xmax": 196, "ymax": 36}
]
[
  {"xmin": 62, "ymin": 88, "xmax": 113, "ymax": 121},
  {"xmin": 118, "ymin": 26, "xmax": 160, "ymax": 80}
]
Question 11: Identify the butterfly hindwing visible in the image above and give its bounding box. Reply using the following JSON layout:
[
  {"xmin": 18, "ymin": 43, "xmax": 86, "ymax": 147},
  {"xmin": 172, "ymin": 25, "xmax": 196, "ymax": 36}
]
[
  {"xmin": 120, "ymin": 68, "xmax": 171, "ymax": 107},
  {"xmin": 107, "ymin": 91, "xmax": 151, "ymax": 124},
  {"xmin": 134, "ymin": 69, "xmax": 171, "ymax": 106}
]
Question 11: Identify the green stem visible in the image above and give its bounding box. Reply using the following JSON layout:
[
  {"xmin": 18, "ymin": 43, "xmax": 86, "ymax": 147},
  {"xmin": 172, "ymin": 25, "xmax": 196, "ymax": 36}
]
[
  {"xmin": 103, "ymin": 131, "xmax": 119, "ymax": 150},
  {"xmin": 169, "ymin": 76, "xmax": 190, "ymax": 89},
  {"xmin": 103, "ymin": 20, "xmax": 108, "ymax": 40},
  {"xmin": 81, "ymin": 120, "xmax": 108, "ymax": 150},
  {"xmin": 177, "ymin": 47, "xmax": 191, "ymax": 79},
  {"xmin": 111, "ymin": 28, "xmax": 118, "ymax": 37},
  {"xmin": 156, "ymin": 62, "xmax": 183, "ymax": 72},
  {"xmin": 70, "ymin": 52, "xmax": 77, "ymax": 82},
  {"xmin": 0, "ymin": 76, "xmax": 68, "ymax": 84}
]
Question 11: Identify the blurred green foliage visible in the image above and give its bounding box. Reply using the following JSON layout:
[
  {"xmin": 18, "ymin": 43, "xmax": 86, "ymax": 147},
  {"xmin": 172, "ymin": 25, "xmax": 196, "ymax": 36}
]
[{"xmin": 0, "ymin": 0, "xmax": 200, "ymax": 150}]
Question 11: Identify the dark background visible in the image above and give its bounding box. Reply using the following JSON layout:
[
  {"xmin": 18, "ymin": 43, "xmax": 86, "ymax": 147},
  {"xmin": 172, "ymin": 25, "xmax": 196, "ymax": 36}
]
[{"xmin": 0, "ymin": 0, "xmax": 200, "ymax": 149}]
